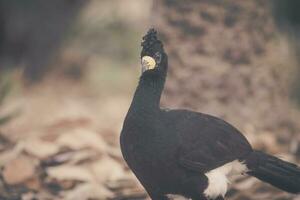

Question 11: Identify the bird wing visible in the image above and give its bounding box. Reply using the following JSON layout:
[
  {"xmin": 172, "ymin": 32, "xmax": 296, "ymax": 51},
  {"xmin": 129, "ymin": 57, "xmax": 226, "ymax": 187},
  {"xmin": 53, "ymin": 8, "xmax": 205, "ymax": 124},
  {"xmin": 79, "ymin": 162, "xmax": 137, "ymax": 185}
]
[{"xmin": 167, "ymin": 110, "xmax": 252, "ymax": 173}]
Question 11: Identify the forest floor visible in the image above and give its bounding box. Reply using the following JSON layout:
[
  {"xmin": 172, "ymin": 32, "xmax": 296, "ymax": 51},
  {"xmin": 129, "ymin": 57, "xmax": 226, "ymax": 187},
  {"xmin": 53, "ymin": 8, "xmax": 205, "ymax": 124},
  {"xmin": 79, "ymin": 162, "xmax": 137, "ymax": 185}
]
[{"xmin": 0, "ymin": 74, "xmax": 299, "ymax": 200}]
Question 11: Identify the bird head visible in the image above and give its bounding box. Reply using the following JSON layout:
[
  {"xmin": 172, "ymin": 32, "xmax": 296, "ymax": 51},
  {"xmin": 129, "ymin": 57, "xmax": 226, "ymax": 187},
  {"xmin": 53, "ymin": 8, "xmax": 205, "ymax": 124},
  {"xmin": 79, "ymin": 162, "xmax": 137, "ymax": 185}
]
[{"xmin": 140, "ymin": 29, "xmax": 167, "ymax": 74}]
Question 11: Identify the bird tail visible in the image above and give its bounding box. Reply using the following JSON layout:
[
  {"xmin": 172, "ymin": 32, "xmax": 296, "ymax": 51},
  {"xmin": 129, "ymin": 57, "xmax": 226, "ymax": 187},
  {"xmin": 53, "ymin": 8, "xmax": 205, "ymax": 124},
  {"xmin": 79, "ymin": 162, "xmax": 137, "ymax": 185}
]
[{"xmin": 245, "ymin": 150, "xmax": 300, "ymax": 193}]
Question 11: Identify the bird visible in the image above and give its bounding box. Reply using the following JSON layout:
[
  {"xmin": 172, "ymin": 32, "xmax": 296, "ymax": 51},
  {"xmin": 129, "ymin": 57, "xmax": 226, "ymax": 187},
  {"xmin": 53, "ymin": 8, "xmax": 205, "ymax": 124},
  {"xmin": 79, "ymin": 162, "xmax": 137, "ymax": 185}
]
[{"xmin": 120, "ymin": 29, "xmax": 300, "ymax": 200}]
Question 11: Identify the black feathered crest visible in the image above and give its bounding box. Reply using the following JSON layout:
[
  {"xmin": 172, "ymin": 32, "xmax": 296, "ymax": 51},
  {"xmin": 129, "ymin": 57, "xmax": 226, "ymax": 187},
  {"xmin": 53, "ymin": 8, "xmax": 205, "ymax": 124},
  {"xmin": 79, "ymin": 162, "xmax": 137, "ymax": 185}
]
[{"xmin": 141, "ymin": 29, "xmax": 164, "ymax": 58}]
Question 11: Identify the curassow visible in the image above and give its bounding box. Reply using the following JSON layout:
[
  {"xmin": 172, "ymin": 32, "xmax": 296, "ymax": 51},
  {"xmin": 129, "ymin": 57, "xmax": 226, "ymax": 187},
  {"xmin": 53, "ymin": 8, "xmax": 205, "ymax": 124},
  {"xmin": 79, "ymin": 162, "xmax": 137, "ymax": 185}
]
[{"xmin": 120, "ymin": 29, "xmax": 300, "ymax": 200}]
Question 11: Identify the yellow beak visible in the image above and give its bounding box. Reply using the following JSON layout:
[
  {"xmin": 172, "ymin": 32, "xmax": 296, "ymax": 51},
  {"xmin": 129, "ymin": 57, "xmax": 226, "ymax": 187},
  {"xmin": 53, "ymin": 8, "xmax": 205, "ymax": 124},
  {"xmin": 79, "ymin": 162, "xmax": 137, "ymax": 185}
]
[{"xmin": 141, "ymin": 56, "xmax": 156, "ymax": 73}]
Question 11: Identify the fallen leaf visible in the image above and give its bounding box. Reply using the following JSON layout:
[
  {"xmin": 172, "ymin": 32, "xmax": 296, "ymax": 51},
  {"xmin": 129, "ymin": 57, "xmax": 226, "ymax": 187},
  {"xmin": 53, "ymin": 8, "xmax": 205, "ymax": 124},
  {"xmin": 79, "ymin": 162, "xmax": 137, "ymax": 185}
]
[
  {"xmin": 234, "ymin": 177, "xmax": 258, "ymax": 190},
  {"xmin": 25, "ymin": 176, "xmax": 41, "ymax": 191},
  {"xmin": 68, "ymin": 149, "xmax": 98, "ymax": 165},
  {"xmin": 23, "ymin": 138, "xmax": 60, "ymax": 159},
  {"xmin": 47, "ymin": 165, "xmax": 94, "ymax": 182},
  {"xmin": 44, "ymin": 177, "xmax": 78, "ymax": 191},
  {"xmin": 22, "ymin": 192, "xmax": 36, "ymax": 200},
  {"xmin": 21, "ymin": 191, "xmax": 56, "ymax": 200},
  {"xmin": 42, "ymin": 149, "xmax": 98, "ymax": 167},
  {"xmin": 56, "ymin": 128, "xmax": 108, "ymax": 152},
  {"xmin": 63, "ymin": 182, "xmax": 113, "ymax": 200},
  {"xmin": 90, "ymin": 156, "xmax": 125, "ymax": 183},
  {"xmin": 3, "ymin": 155, "xmax": 36, "ymax": 185},
  {"xmin": 42, "ymin": 151, "xmax": 75, "ymax": 167},
  {"xmin": 0, "ymin": 142, "xmax": 24, "ymax": 167}
]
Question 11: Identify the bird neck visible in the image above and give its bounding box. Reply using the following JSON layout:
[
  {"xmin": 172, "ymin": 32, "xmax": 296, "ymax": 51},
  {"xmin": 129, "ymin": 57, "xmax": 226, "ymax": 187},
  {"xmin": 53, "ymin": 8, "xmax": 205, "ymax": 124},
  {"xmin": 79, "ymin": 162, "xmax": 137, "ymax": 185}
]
[{"xmin": 129, "ymin": 69, "xmax": 166, "ymax": 116}]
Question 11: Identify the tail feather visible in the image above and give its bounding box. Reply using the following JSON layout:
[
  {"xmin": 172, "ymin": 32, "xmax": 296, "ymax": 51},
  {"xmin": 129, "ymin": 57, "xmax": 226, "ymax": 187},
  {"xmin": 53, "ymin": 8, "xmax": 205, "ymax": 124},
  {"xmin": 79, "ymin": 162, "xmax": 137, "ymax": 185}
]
[{"xmin": 245, "ymin": 150, "xmax": 300, "ymax": 193}]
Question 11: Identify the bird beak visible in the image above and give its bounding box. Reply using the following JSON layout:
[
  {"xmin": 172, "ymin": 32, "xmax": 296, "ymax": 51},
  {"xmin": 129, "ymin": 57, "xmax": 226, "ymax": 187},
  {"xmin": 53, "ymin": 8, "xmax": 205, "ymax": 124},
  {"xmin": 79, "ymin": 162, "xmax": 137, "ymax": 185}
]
[{"xmin": 141, "ymin": 56, "xmax": 156, "ymax": 73}]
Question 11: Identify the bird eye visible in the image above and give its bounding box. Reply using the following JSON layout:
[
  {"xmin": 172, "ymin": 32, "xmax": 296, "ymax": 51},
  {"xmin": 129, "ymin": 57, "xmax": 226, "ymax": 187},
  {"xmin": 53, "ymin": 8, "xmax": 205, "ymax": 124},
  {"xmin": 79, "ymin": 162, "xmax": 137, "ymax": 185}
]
[{"xmin": 154, "ymin": 52, "xmax": 162, "ymax": 64}]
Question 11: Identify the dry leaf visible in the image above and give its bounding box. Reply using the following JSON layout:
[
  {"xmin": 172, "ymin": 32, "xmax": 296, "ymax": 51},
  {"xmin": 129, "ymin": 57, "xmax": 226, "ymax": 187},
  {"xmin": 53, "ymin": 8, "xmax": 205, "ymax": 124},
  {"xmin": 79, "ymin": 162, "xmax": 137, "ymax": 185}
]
[
  {"xmin": 68, "ymin": 149, "xmax": 98, "ymax": 165},
  {"xmin": 47, "ymin": 165, "xmax": 94, "ymax": 182},
  {"xmin": 63, "ymin": 182, "xmax": 113, "ymax": 200},
  {"xmin": 0, "ymin": 142, "xmax": 24, "ymax": 167},
  {"xmin": 234, "ymin": 177, "xmax": 258, "ymax": 190},
  {"xmin": 25, "ymin": 176, "xmax": 41, "ymax": 190},
  {"xmin": 22, "ymin": 192, "xmax": 37, "ymax": 200},
  {"xmin": 90, "ymin": 156, "xmax": 125, "ymax": 183},
  {"xmin": 42, "ymin": 151, "xmax": 75, "ymax": 167},
  {"xmin": 3, "ymin": 155, "xmax": 36, "ymax": 185},
  {"xmin": 21, "ymin": 191, "xmax": 57, "ymax": 200},
  {"xmin": 42, "ymin": 149, "xmax": 98, "ymax": 167},
  {"xmin": 56, "ymin": 128, "xmax": 108, "ymax": 152},
  {"xmin": 23, "ymin": 138, "xmax": 60, "ymax": 159}
]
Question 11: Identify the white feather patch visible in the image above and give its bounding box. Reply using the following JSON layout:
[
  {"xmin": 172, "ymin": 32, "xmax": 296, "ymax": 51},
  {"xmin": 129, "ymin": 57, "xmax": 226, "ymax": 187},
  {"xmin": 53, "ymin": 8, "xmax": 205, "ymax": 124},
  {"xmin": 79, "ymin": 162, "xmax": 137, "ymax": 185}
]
[{"xmin": 203, "ymin": 160, "xmax": 247, "ymax": 199}]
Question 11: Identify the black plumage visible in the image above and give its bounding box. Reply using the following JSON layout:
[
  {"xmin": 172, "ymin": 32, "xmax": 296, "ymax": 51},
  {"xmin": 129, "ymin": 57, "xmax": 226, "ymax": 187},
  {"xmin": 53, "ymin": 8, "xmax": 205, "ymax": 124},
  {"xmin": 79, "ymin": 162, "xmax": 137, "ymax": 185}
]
[{"xmin": 120, "ymin": 29, "xmax": 300, "ymax": 200}]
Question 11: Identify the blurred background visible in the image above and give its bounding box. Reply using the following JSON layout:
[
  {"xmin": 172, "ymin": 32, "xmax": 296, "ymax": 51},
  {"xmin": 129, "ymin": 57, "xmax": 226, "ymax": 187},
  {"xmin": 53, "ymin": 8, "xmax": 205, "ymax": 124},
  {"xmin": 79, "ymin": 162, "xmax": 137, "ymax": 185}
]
[{"xmin": 0, "ymin": 0, "xmax": 299, "ymax": 199}]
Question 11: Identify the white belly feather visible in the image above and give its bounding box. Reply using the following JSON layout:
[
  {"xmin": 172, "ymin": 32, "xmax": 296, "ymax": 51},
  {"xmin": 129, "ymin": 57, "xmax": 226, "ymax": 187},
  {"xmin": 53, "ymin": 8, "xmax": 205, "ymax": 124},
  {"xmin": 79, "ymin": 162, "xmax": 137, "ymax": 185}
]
[
  {"xmin": 203, "ymin": 160, "xmax": 248, "ymax": 199},
  {"xmin": 166, "ymin": 160, "xmax": 247, "ymax": 200}
]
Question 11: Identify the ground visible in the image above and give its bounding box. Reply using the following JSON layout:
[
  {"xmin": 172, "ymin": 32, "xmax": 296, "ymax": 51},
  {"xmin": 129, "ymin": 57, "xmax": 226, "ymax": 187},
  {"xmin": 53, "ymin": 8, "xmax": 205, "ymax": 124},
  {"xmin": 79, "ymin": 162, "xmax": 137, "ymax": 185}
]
[{"xmin": 0, "ymin": 74, "xmax": 298, "ymax": 200}]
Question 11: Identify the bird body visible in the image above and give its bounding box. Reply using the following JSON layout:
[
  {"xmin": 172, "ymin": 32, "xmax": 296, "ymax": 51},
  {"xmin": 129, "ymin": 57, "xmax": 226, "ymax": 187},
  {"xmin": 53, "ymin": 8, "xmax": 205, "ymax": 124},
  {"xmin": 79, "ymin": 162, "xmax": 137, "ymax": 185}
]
[
  {"xmin": 122, "ymin": 108, "xmax": 250, "ymax": 199},
  {"xmin": 120, "ymin": 29, "xmax": 300, "ymax": 200}
]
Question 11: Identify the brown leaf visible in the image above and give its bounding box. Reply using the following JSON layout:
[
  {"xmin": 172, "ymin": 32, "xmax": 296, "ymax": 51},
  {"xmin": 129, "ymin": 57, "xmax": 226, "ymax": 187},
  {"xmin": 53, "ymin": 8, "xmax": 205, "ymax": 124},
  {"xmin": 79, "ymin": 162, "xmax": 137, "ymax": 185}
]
[
  {"xmin": 0, "ymin": 143, "xmax": 23, "ymax": 167},
  {"xmin": 68, "ymin": 149, "xmax": 98, "ymax": 165},
  {"xmin": 42, "ymin": 149, "xmax": 98, "ymax": 167},
  {"xmin": 46, "ymin": 165, "xmax": 94, "ymax": 182},
  {"xmin": 234, "ymin": 177, "xmax": 258, "ymax": 190},
  {"xmin": 56, "ymin": 128, "xmax": 108, "ymax": 152},
  {"xmin": 90, "ymin": 156, "xmax": 125, "ymax": 184},
  {"xmin": 24, "ymin": 176, "xmax": 41, "ymax": 191},
  {"xmin": 3, "ymin": 155, "xmax": 36, "ymax": 185},
  {"xmin": 62, "ymin": 183, "xmax": 113, "ymax": 200},
  {"xmin": 23, "ymin": 138, "xmax": 60, "ymax": 159}
]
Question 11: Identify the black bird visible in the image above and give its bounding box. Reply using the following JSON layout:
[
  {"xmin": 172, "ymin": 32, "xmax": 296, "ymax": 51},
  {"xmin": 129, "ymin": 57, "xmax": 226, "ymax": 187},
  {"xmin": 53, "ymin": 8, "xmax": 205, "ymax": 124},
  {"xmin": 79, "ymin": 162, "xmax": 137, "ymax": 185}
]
[{"xmin": 120, "ymin": 29, "xmax": 300, "ymax": 200}]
